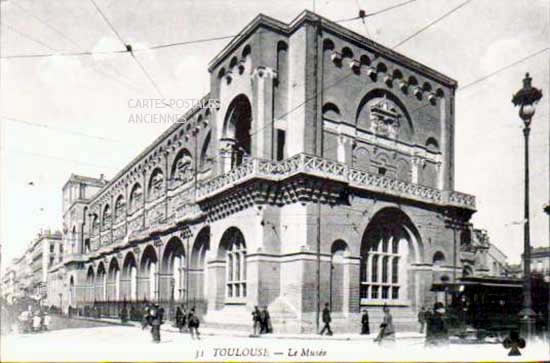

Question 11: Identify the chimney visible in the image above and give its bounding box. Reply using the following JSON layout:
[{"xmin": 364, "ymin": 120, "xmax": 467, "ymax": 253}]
[{"xmin": 100, "ymin": 173, "xmax": 105, "ymax": 182}]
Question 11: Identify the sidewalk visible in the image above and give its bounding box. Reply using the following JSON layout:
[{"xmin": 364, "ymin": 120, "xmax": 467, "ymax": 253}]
[{"xmin": 74, "ymin": 316, "xmax": 425, "ymax": 341}]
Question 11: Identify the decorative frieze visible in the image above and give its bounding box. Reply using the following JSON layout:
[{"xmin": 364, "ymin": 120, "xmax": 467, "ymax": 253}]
[{"xmin": 195, "ymin": 153, "xmax": 475, "ymax": 210}]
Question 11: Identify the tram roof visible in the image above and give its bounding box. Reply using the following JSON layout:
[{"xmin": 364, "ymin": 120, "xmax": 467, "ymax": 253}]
[{"xmin": 430, "ymin": 277, "xmax": 523, "ymax": 292}]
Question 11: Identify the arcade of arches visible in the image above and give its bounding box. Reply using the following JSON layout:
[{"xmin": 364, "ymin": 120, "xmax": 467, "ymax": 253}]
[{"xmin": 64, "ymin": 205, "xmax": 458, "ymax": 333}]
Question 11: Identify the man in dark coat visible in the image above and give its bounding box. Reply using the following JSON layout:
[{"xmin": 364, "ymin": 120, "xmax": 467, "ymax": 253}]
[
  {"xmin": 175, "ymin": 306, "xmax": 184, "ymax": 332},
  {"xmin": 150, "ymin": 304, "xmax": 164, "ymax": 343},
  {"xmin": 188, "ymin": 307, "xmax": 200, "ymax": 340},
  {"xmin": 252, "ymin": 306, "xmax": 261, "ymax": 336},
  {"xmin": 361, "ymin": 309, "xmax": 370, "ymax": 335},
  {"xmin": 319, "ymin": 303, "xmax": 333, "ymax": 336}
]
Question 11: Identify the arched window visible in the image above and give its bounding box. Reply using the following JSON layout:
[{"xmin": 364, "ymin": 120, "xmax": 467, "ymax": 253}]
[
  {"xmin": 433, "ymin": 251, "xmax": 446, "ymax": 268},
  {"xmin": 102, "ymin": 205, "xmax": 111, "ymax": 227},
  {"xmin": 92, "ymin": 214, "xmax": 99, "ymax": 235},
  {"xmin": 171, "ymin": 149, "xmax": 193, "ymax": 186},
  {"xmin": 148, "ymin": 168, "xmax": 164, "ymax": 200},
  {"xmin": 360, "ymin": 210, "xmax": 414, "ymax": 303},
  {"xmin": 223, "ymin": 95, "xmax": 252, "ymax": 169},
  {"xmin": 221, "ymin": 228, "xmax": 247, "ymax": 299},
  {"xmin": 114, "ymin": 196, "xmax": 126, "ymax": 223},
  {"xmin": 129, "ymin": 183, "xmax": 143, "ymax": 212}
]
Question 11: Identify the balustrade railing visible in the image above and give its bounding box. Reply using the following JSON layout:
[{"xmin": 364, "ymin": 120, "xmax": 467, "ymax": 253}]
[
  {"xmin": 80, "ymin": 154, "xmax": 474, "ymax": 256},
  {"xmin": 195, "ymin": 153, "xmax": 476, "ymax": 210}
]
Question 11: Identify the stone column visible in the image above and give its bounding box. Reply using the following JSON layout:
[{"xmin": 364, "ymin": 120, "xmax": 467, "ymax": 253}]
[
  {"xmin": 251, "ymin": 66, "xmax": 276, "ymax": 159},
  {"xmin": 207, "ymin": 260, "xmax": 226, "ymax": 311},
  {"xmin": 343, "ymin": 256, "xmax": 360, "ymax": 315},
  {"xmin": 219, "ymin": 138, "xmax": 235, "ymax": 174}
]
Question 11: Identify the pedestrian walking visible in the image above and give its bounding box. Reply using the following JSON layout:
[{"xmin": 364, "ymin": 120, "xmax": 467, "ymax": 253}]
[
  {"xmin": 319, "ymin": 303, "xmax": 333, "ymax": 336},
  {"xmin": 142, "ymin": 303, "xmax": 152, "ymax": 330},
  {"xmin": 374, "ymin": 305, "xmax": 395, "ymax": 344},
  {"xmin": 418, "ymin": 306, "xmax": 427, "ymax": 334},
  {"xmin": 425, "ymin": 304, "xmax": 448, "ymax": 346},
  {"xmin": 188, "ymin": 307, "xmax": 200, "ymax": 340},
  {"xmin": 150, "ymin": 303, "xmax": 164, "ymax": 343},
  {"xmin": 175, "ymin": 306, "xmax": 185, "ymax": 332},
  {"xmin": 361, "ymin": 309, "xmax": 370, "ymax": 335},
  {"xmin": 251, "ymin": 306, "xmax": 261, "ymax": 336}
]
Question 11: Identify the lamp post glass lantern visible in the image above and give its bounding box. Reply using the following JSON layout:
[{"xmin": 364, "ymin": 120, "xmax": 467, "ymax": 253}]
[{"xmin": 511, "ymin": 72, "xmax": 543, "ymax": 339}]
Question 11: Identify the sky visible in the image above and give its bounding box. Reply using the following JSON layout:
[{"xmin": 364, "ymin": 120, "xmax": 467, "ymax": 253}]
[{"xmin": 0, "ymin": 0, "xmax": 549, "ymax": 269}]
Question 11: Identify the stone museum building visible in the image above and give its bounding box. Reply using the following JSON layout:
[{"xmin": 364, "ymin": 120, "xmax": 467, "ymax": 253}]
[{"xmin": 48, "ymin": 10, "xmax": 479, "ymax": 332}]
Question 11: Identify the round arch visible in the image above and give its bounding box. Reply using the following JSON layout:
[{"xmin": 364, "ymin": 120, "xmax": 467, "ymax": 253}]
[
  {"xmin": 161, "ymin": 237, "xmax": 186, "ymax": 302},
  {"xmin": 359, "ymin": 207, "xmax": 422, "ymax": 306},
  {"xmin": 355, "ymin": 89, "xmax": 414, "ymax": 141},
  {"xmin": 191, "ymin": 226, "xmax": 211, "ymax": 301},
  {"xmin": 96, "ymin": 262, "xmax": 107, "ymax": 301},
  {"xmin": 432, "ymin": 251, "xmax": 446, "ymax": 267},
  {"xmin": 86, "ymin": 265, "xmax": 95, "ymax": 302},
  {"xmin": 218, "ymin": 227, "xmax": 247, "ymax": 300},
  {"xmin": 108, "ymin": 257, "xmax": 121, "ymax": 300},
  {"xmin": 171, "ymin": 148, "xmax": 193, "ymax": 185},
  {"xmin": 122, "ymin": 251, "xmax": 138, "ymax": 300},
  {"xmin": 148, "ymin": 168, "xmax": 164, "ymax": 200},
  {"xmin": 129, "ymin": 183, "xmax": 143, "ymax": 211},
  {"xmin": 223, "ymin": 94, "xmax": 252, "ymax": 168},
  {"xmin": 140, "ymin": 245, "xmax": 158, "ymax": 301}
]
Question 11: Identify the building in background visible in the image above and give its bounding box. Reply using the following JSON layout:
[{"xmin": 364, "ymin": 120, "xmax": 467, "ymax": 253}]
[
  {"xmin": 487, "ymin": 242, "xmax": 508, "ymax": 277},
  {"xmin": 1, "ymin": 230, "xmax": 62, "ymax": 306},
  {"xmin": 28, "ymin": 230, "xmax": 63, "ymax": 303},
  {"xmin": 38, "ymin": 11, "xmax": 483, "ymax": 333},
  {"xmin": 1, "ymin": 267, "xmax": 17, "ymax": 303}
]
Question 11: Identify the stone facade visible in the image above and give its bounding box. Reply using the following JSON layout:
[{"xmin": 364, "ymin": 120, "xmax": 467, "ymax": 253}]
[{"xmin": 46, "ymin": 11, "xmax": 480, "ymax": 333}]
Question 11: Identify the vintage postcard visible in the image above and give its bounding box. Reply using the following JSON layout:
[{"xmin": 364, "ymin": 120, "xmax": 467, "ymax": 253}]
[{"xmin": 0, "ymin": 0, "xmax": 549, "ymax": 361}]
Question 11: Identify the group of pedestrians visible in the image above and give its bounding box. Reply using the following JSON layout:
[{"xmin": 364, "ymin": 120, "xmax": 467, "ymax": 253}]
[
  {"xmin": 141, "ymin": 303, "xmax": 165, "ymax": 343},
  {"xmin": 317, "ymin": 302, "xmax": 394, "ymax": 343},
  {"xmin": 251, "ymin": 306, "xmax": 272, "ymax": 336},
  {"xmin": 175, "ymin": 305, "xmax": 201, "ymax": 339},
  {"xmin": 16, "ymin": 306, "xmax": 51, "ymax": 333},
  {"xmin": 140, "ymin": 303, "xmax": 201, "ymax": 343},
  {"xmin": 130, "ymin": 300, "xmax": 450, "ymax": 345}
]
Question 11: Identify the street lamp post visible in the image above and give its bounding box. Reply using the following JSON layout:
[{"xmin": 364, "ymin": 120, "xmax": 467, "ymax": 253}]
[{"xmin": 512, "ymin": 72, "xmax": 543, "ymax": 339}]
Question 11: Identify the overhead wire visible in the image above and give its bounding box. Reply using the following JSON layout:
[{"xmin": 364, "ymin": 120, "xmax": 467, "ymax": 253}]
[
  {"xmin": 392, "ymin": 0, "xmax": 473, "ymax": 49},
  {"xmin": 87, "ymin": 0, "xmax": 170, "ymax": 102},
  {"xmin": 3, "ymin": 0, "xmax": 546, "ymax": 175},
  {"xmin": 2, "ymin": 0, "xmax": 421, "ymax": 60}
]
